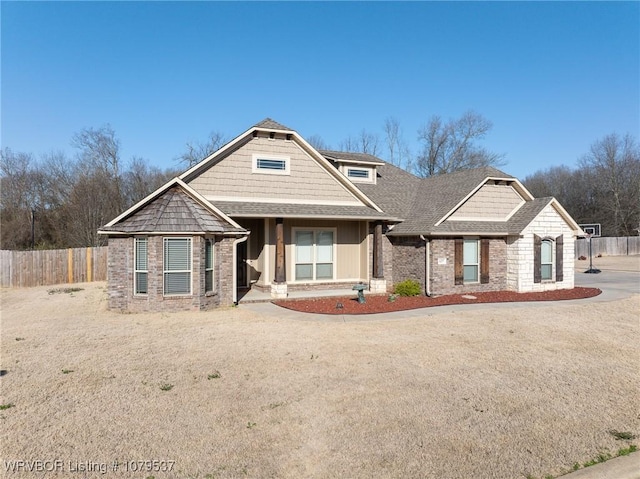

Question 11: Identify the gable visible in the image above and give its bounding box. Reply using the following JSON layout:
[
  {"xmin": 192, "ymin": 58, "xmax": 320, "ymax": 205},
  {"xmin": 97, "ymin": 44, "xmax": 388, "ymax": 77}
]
[
  {"xmin": 447, "ymin": 183, "xmax": 525, "ymax": 222},
  {"xmin": 187, "ymin": 135, "xmax": 363, "ymax": 205},
  {"xmin": 520, "ymin": 200, "xmax": 581, "ymax": 236},
  {"xmin": 99, "ymin": 179, "xmax": 245, "ymax": 235}
]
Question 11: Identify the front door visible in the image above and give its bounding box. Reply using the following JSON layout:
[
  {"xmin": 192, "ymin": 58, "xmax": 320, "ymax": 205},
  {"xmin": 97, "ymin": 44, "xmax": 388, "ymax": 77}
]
[{"xmin": 237, "ymin": 240, "xmax": 247, "ymax": 288}]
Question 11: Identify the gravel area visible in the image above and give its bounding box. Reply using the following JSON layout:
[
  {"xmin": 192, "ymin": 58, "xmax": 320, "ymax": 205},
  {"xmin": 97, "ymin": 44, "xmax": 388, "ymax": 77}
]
[{"xmin": 0, "ymin": 257, "xmax": 638, "ymax": 479}]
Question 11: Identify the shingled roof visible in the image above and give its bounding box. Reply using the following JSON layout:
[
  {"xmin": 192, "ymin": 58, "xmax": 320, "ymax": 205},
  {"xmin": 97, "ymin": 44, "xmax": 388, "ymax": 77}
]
[
  {"xmin": 212, "ymin": 201, "xmax": 395, "ymax": 220},
  {"xmin": 253, "ymin": 118, "xmax": 293, "ymax": 131},
  {"xmin": 100, "ymin": 183, "xmax": 245, "ymax": 234},
  {"xmin": 352, "ymin": 162, "xmax": 422, "ymax": 220},
  {"xmin": 320, "ymin": 150, "xmax": 385, "ymax": 165},
  {"xmin": 387, "ymin": 166, "xmax": 519, "ymax": 235}
]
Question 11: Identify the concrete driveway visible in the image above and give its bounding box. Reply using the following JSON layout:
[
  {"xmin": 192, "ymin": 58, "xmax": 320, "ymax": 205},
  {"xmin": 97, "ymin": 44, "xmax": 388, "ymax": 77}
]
[{"xmin": 574, "ymin": 255, "xmax": 640, "ymax": 302}]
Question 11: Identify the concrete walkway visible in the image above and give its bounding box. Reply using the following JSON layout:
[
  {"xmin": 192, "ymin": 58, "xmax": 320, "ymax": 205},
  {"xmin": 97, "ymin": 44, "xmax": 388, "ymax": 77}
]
[{"xmin": 559, "ymin": 451, "xmax": 640, "ymax": 479}]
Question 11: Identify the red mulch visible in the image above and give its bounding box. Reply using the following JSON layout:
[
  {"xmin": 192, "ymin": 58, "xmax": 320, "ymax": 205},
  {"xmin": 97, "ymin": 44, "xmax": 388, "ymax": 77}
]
[{"xmin": 273, "ymin": 287, "xmax": 602, "ymax": 315}]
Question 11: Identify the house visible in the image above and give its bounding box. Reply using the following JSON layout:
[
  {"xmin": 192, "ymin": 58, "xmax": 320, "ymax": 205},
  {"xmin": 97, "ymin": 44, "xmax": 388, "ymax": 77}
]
[{"xmin": 99, "ymin": 119, "xmax": 582, "ymax": 312}]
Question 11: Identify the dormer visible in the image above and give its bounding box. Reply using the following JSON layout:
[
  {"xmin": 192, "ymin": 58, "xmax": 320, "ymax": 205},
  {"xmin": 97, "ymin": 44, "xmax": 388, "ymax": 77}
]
[{"xmin": 320, "ymin": 150, "xmax": 385, "ymax": 185}]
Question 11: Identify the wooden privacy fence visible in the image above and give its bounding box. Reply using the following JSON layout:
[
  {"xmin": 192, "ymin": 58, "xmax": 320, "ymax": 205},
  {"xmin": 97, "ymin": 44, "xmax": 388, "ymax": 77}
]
[
  {"xmin": 0, "ymin": 247, "xmax": 108, "ymax": 288},
  {"xmin": 575, "ymin": 236, "xmax": 640, "ymax": 258}
]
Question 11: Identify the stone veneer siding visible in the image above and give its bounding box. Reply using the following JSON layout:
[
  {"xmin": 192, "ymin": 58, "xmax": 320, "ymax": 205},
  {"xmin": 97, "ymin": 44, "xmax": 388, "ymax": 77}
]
[
  {"xmin": 429, "ymin": 238, "xmax": 508, "ymax": 296},
  {"xmin": 390, "ymin": 236, "xmax": 426, "ymax": 292},
  {"xmin": 107, "ymin": 234, "xmax": 237, "ymax": 313},
  {"xmin": 506, "ymin": 204, "xmax": 575, "ymax": 292}
]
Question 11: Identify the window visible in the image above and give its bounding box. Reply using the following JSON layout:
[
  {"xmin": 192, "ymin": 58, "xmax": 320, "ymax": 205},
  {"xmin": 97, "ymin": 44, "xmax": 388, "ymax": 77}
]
[
  {"xmin": 534, "ymin": 235, "xmax": 562, "ymax": 283},
  {"xmin": 164, "ymin": 238, "xmax": 192, "ymax": 295},
  {"xmin": 463, "ymin": 239, "xmax": 479, "ymax": 283},
  {"xmin": 541, "ymin": 239, "xmax": 553, "ymax": 280},
  {"xmin": 294, "ymin": 229, "xmax": 334, "ymax": 281},
  {"xmin": 347, "ymin": 168, "xmax": 370, "ymax": 179},
  {"xmin": 134, "ymin": 237, "xmax": 148, "ymax": 295},
  {"xmin": 252, "ymin": 154, "xmax": 290, "ymax": 175},
  {"xmin": 455, "ymin": 238, "xmax": 489, "ymax": 285},
  {"xmin": 205, "ymin": 238, "xmax": 214, "ymax": 293}
]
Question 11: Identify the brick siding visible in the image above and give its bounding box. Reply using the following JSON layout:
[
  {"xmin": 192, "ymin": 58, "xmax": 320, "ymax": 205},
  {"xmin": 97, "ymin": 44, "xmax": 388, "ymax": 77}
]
[
  {"xmin": 107, "ymin": 234, "xmax": 237, "ymax": 313},
  {"xmin": 429, "ymin": 237, "xmax": 507, "ymax": 296},
  {"xmin": 390, "ymin": 236, "xmax": 426, "ymax": 292}
]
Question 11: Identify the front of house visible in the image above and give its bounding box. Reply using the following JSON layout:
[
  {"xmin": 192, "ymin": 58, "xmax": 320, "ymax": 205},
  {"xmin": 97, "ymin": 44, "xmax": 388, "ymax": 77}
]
[{"xmin": 99, "ymin": 119, "xmax": 582, "ymax": 312}]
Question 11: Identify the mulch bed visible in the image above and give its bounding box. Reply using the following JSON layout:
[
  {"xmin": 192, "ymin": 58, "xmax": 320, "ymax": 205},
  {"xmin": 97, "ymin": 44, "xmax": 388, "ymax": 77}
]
[{"xmin": 273, "ymin": 287, "xmax": 602, "ymax": 315}]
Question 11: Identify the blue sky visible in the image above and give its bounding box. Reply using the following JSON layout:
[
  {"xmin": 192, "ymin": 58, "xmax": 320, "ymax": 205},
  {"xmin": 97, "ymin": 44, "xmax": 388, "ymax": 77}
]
[{"xmin": 2, "ymin": 1, "xmax": 638, "ymax": 180}]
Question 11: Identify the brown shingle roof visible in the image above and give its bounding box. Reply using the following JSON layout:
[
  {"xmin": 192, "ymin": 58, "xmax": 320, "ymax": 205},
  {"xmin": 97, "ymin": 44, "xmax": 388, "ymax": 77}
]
[{"xmin": 102, "ymin": 186, "xmax": 244, "ymax": 233}]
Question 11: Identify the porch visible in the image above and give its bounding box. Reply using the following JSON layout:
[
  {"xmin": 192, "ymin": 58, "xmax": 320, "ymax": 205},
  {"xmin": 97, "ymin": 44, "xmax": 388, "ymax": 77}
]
[{"xmin": 237, "ymin": 286, "xmax": 359, "ymax": 304}]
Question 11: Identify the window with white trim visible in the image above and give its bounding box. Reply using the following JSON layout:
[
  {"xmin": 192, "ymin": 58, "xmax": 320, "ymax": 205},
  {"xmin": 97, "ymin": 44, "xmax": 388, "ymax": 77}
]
[
  {"xmin": 205, "ymin": 238, "xmax": 214, "ymax": 293},
  {"xmin": 164, "ymin": 237, "xmax": 192, "ymax": 295},
  {"xmin": 134, "ymin": 237, "xmax": 148, "ymax": 295},
  {"xmin": 541, "ymin": 239, "xmax": 553, "ymax": 280},
  {"xmin": 463, "ymin": 239, "xmax": 479, "ymax": 283},
  {"xmin": 294, "ymin": 229, "xmax": 334, "ymax": 281},
  {"xmin": 252, "ymin": 154, "xmax": 290, "ymax": 175},
  {"xmin": 347, "ymin": 168, "xmax": 370, "ymax": 179}
]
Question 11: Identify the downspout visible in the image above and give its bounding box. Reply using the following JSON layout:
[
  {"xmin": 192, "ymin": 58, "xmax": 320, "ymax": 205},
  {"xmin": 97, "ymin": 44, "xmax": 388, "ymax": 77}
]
[
  {"xmin": 420, "ymin": 235, "xmax": 431, "ymax": 297},
  {"xmin": 232, "ymin": 234, "xmax": 249, "ymax": 305}
]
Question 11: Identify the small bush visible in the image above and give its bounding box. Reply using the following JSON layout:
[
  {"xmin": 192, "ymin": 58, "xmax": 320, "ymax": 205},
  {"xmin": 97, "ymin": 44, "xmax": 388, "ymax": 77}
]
[
  {"xmin": 578, "ymin": 255, "xmax": 587, "ymax": 260},
  {"xmin": 394, "ymin": 279, "xmax": 421, "ymax": 297}
]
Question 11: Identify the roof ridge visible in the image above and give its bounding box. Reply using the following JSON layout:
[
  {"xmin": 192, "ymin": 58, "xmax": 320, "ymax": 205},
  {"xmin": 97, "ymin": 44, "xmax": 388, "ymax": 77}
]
[{"xmin": 253, "ymin": 118, "xmax": 293, "ymax": 131}]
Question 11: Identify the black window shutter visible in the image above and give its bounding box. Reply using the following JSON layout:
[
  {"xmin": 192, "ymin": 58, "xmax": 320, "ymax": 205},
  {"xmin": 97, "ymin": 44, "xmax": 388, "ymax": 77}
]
[
  {"xmin": 480, "ymin": 239, "xmax": 490, "ymax": 284},
  {"xmin": 454, "ymin": 239, "xmax": 463, "ymax": 285},
  {"xmin": 533, "ymin": 234, "xmax": 542, "ymax": 284},
  {"xmin": 555, "ymin": 235, "xmax": 564, "ymax": 282}
]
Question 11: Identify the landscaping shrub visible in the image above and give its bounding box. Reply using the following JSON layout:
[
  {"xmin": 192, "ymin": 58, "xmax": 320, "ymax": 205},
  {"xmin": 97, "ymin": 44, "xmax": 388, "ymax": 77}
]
[{"xmin": 394, "ymin": 279, "xmax": 422, "ymax": 297}]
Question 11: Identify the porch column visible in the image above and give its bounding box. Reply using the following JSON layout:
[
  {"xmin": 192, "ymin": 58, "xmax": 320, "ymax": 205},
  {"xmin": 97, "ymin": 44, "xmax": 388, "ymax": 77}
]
[
  {"xmin": 370, "ymin": 221, "xmax": 387, "ymax": 293},
  {"xmin": 373, "ymin": 221, "xmax": 384, "ymax": 278},
  {"xmin": 274, "ymin": 217, "xmax": 286, "ymax": 283},
  {"xmin": 271, "ymin": 217, "xmax": 288, "ymax": 298}
]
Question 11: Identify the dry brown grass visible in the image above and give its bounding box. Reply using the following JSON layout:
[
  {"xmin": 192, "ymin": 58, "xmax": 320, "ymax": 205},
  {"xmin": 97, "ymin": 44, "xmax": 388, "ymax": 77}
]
[{"xmin": 1, "ymin": 275, "xmax": 638, "ymax": 478}]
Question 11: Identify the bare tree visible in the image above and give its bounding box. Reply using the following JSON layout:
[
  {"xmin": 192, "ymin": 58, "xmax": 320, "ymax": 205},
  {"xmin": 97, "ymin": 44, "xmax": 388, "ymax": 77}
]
[
  {"xmin": 339, "ymin": 129, "xmax": 380, "ymax": 156},
  {"xmin": 524, "ymin": 165, "xmax": 598, "ymax": 226},
  {"xmin": 123, "ymin": 157, "xmax": 176, "ymax": 208},
  {"xmin": 415, "ymin": 111, "xmax": 505, "ymax": 177},
  {"xmin": 579, "ymin": 133, "xmax": 640, "ymax": 236},
  {"xmin": 72, "ymin": 125, "xmax": 124, "ymax": 212},
  {"xmin": 0, "ymin": 149, "xmax": 38, "ymax": 248},
  {"xmin": 383, "ymin": 116, "xmax": 411, "ymax": 170},
  {"xmin": 306, "ymin": 134, "xmax": 330, "ymax": 151},
  {"xmin": 179, "ymin": 131, "xmax": 227, "ymax": 168}
]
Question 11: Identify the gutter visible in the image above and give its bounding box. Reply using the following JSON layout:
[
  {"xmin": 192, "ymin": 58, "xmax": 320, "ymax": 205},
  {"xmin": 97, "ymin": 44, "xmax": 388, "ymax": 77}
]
[{"xmin": 420, "ymin": 235, "xmax": 431, "ymax": 297}]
